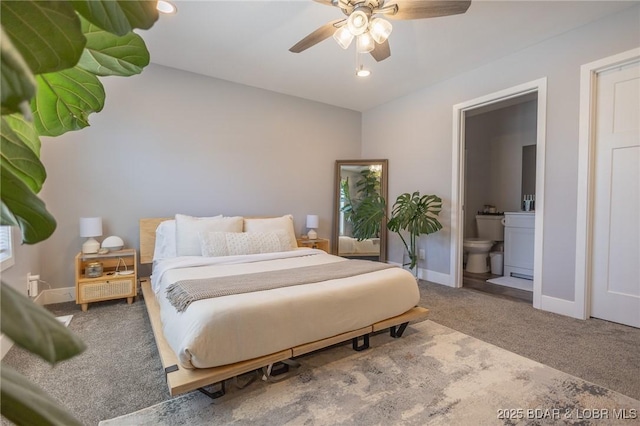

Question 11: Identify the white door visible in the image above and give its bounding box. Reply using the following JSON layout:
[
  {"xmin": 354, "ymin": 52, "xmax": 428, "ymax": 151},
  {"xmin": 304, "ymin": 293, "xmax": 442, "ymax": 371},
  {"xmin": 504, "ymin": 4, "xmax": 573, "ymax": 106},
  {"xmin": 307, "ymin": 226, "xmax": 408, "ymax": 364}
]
[{"xmin": 590, "ymin": 60, "xmax": 640, "ymax": 327}]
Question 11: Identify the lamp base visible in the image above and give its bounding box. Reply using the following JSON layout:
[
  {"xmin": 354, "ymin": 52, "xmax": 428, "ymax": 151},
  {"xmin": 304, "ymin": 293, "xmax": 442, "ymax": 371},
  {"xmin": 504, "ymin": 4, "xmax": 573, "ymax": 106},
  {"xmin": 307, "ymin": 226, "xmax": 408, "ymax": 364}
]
[
  {"xmin": 307, "ymin": 229, "xmax": 318, "ymax": 240},
  {"xmin": 82, "ymin": 238, "xmax": 100, "ymax": 254}
]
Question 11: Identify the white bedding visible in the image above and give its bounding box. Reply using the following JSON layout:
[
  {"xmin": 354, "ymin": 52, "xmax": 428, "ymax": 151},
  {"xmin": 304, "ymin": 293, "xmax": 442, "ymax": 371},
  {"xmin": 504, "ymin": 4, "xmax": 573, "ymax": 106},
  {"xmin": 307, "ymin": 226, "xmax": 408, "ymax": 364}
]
[
  {"xmin": 152, "ymin": 249, "xmax": 419, "ymax": 369},
  {"xmin": 338, "ymin": 235, "xmax": 380, "ymax": 255}
]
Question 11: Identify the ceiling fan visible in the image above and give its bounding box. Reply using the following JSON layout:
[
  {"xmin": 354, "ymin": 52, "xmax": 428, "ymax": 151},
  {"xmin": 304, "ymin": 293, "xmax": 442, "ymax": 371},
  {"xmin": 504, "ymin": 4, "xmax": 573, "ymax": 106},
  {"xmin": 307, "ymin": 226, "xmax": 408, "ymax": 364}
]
[{"xmin": 290, "ymin": 0, "xmax": 472, "ymax": 63}]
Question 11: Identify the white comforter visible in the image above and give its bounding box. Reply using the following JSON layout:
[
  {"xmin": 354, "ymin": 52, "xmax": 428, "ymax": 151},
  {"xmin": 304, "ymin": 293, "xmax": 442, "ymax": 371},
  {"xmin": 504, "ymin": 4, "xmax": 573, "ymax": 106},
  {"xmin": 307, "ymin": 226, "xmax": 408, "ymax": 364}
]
[{"xmin": 152, "ymin": 249, "xmax": 420, "ymax": 369}]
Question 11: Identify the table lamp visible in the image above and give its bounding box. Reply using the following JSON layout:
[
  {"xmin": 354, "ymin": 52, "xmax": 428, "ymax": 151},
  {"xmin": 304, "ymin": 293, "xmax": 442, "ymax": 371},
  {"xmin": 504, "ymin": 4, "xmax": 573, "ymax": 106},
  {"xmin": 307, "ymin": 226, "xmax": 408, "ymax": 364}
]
[
  {"xmin": 80, "ymin": 217, "xmax": 102, "ymax": 254},
  {"xmin": 306, "ymin": 215, "xmax": 319, "ymax": 240}
]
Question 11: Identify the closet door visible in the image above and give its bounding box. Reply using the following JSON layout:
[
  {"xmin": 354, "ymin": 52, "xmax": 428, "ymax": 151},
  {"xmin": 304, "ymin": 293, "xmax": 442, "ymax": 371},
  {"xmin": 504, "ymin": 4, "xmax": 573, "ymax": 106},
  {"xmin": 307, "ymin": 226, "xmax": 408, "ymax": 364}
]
[{"xmin": 590, "ymin": 59, "xmax": 640, "ymax": 328}]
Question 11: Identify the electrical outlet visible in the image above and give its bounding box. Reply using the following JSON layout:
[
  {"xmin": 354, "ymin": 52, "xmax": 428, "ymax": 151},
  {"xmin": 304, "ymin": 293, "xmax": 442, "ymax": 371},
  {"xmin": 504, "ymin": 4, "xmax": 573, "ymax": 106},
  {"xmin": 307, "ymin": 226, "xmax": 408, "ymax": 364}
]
[
  {"xmin": 27, "ymin": 273, "xmax": 39, "ymax": 297},
  {"xmin": 419, "ymin": 249, "xmax": 425, "ymax": 260}
]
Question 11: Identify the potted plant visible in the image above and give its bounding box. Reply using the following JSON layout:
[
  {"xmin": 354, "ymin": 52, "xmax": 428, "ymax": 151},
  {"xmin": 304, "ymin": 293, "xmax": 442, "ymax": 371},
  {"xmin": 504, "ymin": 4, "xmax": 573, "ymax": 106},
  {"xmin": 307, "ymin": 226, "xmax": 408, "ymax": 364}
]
[
  {"xmin": 387, "ymin": 192, "xmax": 443, "ymax": 277},
  {"xmin": 1, "ymin": 1, "xmax": 158, "ymax": 424},
  {"xmin": 341, "ymin": 168, "xmax": 386, "ymax": 240}
]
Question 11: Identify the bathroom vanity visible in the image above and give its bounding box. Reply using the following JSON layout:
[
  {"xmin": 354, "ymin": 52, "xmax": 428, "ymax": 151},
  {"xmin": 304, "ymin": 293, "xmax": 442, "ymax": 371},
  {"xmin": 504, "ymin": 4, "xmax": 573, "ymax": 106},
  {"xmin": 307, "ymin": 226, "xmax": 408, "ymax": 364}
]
[{"xmin": 503, "ymin": 212, "xmax": 535, "ymax": 284}]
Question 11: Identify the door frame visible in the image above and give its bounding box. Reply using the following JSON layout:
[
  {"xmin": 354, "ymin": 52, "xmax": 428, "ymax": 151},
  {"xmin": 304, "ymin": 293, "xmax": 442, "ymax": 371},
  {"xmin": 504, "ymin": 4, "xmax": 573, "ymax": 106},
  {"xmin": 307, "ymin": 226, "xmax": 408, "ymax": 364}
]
[
  {"xmin": 574, "ymin": 47, "xmax": 640, "ymax": 320},
  {"xmin": 450, "ymin": 78, "xmax": 547, "ymax": 309}
]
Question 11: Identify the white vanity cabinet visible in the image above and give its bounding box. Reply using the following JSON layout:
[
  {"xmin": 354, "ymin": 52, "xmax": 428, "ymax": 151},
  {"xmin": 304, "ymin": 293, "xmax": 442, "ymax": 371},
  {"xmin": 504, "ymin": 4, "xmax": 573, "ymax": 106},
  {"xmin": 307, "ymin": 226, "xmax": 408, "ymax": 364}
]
[{"xmin": 503, "ymin": 212, "xmax": 535, "ymax": 281}]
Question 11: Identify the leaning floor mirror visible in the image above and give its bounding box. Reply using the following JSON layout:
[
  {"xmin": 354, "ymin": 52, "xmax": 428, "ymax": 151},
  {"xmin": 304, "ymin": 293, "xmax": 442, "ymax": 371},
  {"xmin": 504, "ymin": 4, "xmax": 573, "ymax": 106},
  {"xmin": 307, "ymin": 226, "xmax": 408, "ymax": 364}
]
[{"xmin": 333, "ymin": 159, "xmax": 388, "ymax": 262}]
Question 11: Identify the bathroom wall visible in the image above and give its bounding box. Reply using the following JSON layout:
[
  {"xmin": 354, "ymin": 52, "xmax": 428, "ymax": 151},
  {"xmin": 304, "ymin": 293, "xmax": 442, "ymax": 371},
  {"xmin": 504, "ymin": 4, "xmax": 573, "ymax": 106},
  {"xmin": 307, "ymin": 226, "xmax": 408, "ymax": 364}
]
[{"xmin": 464, "ymin": 100, "xmax": 538, "ymax": 237}]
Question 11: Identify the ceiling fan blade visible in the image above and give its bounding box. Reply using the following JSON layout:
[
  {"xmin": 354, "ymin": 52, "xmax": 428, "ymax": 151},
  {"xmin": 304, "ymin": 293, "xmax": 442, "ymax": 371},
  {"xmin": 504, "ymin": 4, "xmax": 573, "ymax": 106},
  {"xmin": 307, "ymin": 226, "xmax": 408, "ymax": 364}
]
[
  {"xmin": 382, "ymin": 0, "xmax": 471, "ymax": 20},
  {"xmin": 289, "ymin": 19, "xmax": 345, "ymax": 53},
  {"xmin": 370, "ymin": 39, "xmax": 391, "ymax": 62}
]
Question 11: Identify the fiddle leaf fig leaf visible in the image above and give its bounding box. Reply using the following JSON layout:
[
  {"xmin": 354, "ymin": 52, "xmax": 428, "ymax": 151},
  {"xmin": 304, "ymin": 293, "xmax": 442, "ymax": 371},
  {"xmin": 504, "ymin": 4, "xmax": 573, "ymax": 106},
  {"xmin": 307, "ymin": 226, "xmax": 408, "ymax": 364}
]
[
  {"xmin": 0, "ymin": 117, "xmax": 45, "ymax": 193},
  {"xmin": 3, "ymin": 114, "xmax": 41, "ymax": 155},
  {"xmin": 0, "ymin": 283, "xmax": 85, "ymax": 363},
  {"xmin": 70, "ymin": 0, "xmax": 159, "ymax": 36},
  {"xmin": 32, "ymin": 67, "xmax": 105, "ymax": 137},
  {"xmin": 0, "ymin": 27, "xmax": 37, "ymax": 116},
  {"xmin": 0, "ymin": 0, "xmax": 85, "ymax": 75},
  {"xmin": 117, "ymin": 0, "xmax": 160, "ymax": 31},
  {"xmin": 0, "ymin": 365, "xmax": 83, "ymax": 426},
  {"xmin": 0, "ymin": 164, "xmax": 56, "ymax": 244},
  {"xmin": 78, "ymin": 19, "xmax": 150, "ymax": 77}
]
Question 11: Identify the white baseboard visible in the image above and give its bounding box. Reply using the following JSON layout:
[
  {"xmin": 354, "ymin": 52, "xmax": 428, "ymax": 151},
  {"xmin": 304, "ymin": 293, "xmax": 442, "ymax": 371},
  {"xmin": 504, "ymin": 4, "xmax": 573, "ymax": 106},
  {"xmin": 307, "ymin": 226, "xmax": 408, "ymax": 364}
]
[
  {"xmin": 1, "ymin": 287, "xmax": 76, "ymax": 360},
  {"xmin": 539, "ymin": 294, "xmax": 581, "ymax": 319},
  {"xmin": 418, "ymin": 268, "xmax": 452, "ymax": 286},
  {"xmin": 0, "ymin": 334, "xmax": 14, "ymax": 360}
]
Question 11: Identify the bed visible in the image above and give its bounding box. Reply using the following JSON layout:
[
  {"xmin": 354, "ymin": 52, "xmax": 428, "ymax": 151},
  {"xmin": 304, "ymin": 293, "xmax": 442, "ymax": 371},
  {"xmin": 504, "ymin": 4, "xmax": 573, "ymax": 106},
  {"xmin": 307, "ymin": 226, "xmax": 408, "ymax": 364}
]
[{"xmin": 139, "ymin": 215, "xmax": 429, "ymax": 397}]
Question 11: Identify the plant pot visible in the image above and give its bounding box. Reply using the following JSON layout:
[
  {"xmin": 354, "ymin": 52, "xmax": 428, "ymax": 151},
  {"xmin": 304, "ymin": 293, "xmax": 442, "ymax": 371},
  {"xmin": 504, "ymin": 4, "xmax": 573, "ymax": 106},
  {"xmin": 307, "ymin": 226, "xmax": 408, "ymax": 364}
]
[{"xmin": 402, "ymin": 252, "xmax": 419, "ymax": 280}]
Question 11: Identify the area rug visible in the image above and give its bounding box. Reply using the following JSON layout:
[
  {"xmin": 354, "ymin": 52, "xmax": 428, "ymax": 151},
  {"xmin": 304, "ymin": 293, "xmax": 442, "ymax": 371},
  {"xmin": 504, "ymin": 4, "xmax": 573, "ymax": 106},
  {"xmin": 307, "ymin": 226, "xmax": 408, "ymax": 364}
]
[
  {"xmin": 100, "ymin": 321, "xmax": 639, "ymax": 425},
  {"xmin": 486, "ymin": 276, "xmax": 533, "ymax": 291}
]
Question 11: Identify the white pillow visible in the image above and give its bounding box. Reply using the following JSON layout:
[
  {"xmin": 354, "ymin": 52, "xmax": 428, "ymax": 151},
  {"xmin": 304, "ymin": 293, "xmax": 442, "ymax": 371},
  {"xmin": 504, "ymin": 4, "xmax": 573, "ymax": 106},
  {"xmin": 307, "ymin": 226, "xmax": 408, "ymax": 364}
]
[
  {"xmin": 153, "ymin": 220, "xmax": 177, "ymax": 260},
  {"xmin": 175, "ymin": 214, "xmax": 242, "ymax": 256},
  {"xmin": 200, "ymin": 231, "xmax": 293, "ymax": 257},
  {"xmin": 243, "ymin": 215, "xmax": 298, "ymax": 249}
]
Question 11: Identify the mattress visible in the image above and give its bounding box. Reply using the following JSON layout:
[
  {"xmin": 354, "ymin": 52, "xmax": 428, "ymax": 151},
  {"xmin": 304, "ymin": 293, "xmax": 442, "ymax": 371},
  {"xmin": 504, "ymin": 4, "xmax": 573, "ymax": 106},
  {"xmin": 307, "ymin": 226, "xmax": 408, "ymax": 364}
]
[{"xmin": 152, "ymin": 249, "xmax": 419, "ymax": 369}]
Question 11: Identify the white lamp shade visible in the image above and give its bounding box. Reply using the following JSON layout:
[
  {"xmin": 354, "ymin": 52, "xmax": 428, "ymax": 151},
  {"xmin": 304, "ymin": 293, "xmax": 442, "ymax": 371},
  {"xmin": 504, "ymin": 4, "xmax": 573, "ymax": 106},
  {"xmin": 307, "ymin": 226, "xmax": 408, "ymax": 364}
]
[
  {"xmin": 356, "ymin": 32, "xmax": 374, "ymax": 53},
  {"xmin": 347, "ymin": 10, "xmax": 369, "ymax": 36},
  {"xmin": 80, "ymin": 217, "xmax": 102, "ymax": 238},
  {"xmin": 306, "ymin": 215, "xmax": 319, "ymax": 229},
  {"xmin": 369, "ymin": 18, "xmax": 392, "ymax": 44},
  {"xmin": 333, "ymin": 26, "xmax": 354, "ymax": 50}
]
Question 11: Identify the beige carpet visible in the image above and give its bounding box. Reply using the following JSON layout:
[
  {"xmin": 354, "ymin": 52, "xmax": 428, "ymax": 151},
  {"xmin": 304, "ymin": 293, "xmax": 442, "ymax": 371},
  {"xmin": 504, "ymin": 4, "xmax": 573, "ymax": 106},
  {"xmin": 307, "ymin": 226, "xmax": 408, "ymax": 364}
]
[{"xmin": 100, "ymin": 321, "xmax": 639, "ymax": 425}]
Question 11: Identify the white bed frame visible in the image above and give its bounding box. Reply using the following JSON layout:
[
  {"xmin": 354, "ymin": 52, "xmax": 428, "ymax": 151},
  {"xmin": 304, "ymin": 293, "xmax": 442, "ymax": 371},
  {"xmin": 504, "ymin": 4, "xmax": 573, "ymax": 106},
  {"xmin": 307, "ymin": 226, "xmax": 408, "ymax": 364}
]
[{"xmin": 139, "ymin": 218, "xmax": 429, "ymax": 397}]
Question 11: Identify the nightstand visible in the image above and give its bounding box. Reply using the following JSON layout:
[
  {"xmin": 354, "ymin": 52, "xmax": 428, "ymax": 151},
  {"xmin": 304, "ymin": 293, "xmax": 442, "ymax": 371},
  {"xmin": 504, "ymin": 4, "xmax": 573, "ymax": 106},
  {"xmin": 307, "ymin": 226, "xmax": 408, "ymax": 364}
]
[
  {"xmin": 297, "ymin": 238, "xmax": 330, "ymax": 253},
  {"xmin": 75, "ymin": 249, "xmax": 137, "ymax": 312}
]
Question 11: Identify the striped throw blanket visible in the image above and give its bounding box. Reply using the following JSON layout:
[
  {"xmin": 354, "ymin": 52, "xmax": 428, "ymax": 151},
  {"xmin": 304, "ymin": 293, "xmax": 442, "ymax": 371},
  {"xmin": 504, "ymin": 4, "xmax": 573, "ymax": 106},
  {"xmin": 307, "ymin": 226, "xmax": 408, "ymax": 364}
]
[{"xmin": 166, "ymin": 259, "xmax": 394, "ymax": 312}]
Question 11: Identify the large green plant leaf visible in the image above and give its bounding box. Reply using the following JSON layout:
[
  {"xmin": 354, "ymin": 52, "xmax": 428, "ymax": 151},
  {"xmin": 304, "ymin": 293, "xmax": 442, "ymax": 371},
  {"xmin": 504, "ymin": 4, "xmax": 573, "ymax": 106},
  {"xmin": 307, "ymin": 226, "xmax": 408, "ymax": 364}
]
[
  {"xmin": 1, "ymin": 365, "xmax": 82, "ymax": 426},
  {"xmin": 0, "ymin": 117, "xmax": 45, "ymax": 193},
  {"xmin": 0, "ymin": 1, "xmax": 85, "ymax": 75},
  {"xmin": 32, "ymin": 67, "xmax": 105, "ymax": 137},
  {"xmin": 3, "ymin": 114, "xmax": 41, "ymax": 155},
  {"xmin": 0, "ymin": 283, "xmax": 85, "ymax": 363},
  {"xmin": 71, "ymin": 0, "xmax": 159, "ymax": 37},
  {"xmin": 78, "ymin": 20, "xmax": 151, "ymax": 77},
  {"xmin": 0, "ymin": 165, "xmax": 56, "ymax": 244},
  {"xmin": 0, "ymin": 27, "xmax": 37, "ymax": 116}
]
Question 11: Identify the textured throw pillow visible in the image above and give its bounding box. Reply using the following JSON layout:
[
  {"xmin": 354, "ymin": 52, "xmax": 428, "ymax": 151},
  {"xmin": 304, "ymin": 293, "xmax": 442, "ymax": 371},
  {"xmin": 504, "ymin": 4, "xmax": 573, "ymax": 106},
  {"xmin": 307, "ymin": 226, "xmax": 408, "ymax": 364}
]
[
  {"xmin": 243, "ymin": 215, "xmax": 298, "ymax": 249},
  {"xmin": 200, "ymin": 231, "xmax": 293, "ymax": 257},
  {"xmin": 175, "ymin": 214, "xmax": 242, "ymax": 256}
]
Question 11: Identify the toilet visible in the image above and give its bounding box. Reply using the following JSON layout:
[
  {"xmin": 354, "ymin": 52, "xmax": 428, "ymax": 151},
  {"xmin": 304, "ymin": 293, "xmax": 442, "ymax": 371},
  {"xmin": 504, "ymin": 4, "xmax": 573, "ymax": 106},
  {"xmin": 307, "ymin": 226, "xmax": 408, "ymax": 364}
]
[{"xmin": 463, "ymin": 215, "xmax": 504, "ymax": 273}]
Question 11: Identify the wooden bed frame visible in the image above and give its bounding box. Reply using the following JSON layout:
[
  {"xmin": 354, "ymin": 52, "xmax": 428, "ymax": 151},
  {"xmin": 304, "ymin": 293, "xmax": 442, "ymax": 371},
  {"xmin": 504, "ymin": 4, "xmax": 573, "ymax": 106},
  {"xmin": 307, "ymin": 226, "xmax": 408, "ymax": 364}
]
[{"xmin": 139, "ymin": 217, "xmax": 429, "ymax": 397}]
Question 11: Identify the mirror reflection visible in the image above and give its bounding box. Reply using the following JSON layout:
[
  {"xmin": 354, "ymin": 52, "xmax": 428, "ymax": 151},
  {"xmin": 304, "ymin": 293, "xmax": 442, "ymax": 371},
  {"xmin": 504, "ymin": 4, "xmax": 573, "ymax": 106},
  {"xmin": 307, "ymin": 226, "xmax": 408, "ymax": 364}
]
[{"xmin": 333, "ymin": 160, "xmax": 388, "ymax": 262}]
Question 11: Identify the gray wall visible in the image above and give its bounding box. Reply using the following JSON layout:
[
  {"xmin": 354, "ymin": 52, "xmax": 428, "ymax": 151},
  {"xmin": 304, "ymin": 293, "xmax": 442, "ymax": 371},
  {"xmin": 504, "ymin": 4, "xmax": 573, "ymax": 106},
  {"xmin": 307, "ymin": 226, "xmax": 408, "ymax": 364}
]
[
  {"xmin": 361, "ymin": 6, "xmax": 639, "ymax": 301},
  {"xmin": 37, "ymin": 64, "xmax": 361, "ymax": 288}
]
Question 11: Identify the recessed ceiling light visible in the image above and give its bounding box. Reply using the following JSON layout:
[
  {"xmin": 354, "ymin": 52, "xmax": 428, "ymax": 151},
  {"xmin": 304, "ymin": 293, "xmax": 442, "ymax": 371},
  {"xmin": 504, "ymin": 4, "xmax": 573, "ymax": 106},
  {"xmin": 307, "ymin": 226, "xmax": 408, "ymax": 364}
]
[{"xmin": 157, "ymin": 0, "xmax": 177, "ymax": 14}]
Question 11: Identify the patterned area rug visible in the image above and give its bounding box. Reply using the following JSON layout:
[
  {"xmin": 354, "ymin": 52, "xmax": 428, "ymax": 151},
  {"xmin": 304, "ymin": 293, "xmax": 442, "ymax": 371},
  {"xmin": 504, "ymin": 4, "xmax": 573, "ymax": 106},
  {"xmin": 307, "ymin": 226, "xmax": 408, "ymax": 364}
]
[{"xmin": 100, "ymin": 321, "xmax": 639, "ymax": 425}]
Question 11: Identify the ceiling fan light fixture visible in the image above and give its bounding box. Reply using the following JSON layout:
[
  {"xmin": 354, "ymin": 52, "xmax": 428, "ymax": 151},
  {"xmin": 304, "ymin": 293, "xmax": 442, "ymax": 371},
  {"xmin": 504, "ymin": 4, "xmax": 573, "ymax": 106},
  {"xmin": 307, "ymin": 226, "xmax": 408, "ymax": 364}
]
[
  {"xmin": 333, "ymin": 26, "xmax": 354, "ymax": 49},
  {"xmin": 369, "ymin": 18, "xmax": 392, "ymax": 44},
  {"xmin": 356, "ymin": 65, "xmax": 371, "ymax": 78},
  {"xmin": 156, "ymin": 0, "xmax": 177, "ymax": 14},
  {"xmin": 347, "ymin": 10, "xmax": 369, "ymax": 36},
  {"xmin": 356, "ymin": 32, "xmax": 375, "ymax": 53}
]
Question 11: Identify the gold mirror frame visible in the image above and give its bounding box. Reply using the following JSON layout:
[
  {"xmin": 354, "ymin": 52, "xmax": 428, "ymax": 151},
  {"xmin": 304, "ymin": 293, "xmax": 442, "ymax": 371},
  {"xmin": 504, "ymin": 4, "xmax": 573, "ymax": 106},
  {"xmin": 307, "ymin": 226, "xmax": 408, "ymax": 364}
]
[{"xmin": 332, "ymin": 159, "xmax": 388, "ymax": 262}]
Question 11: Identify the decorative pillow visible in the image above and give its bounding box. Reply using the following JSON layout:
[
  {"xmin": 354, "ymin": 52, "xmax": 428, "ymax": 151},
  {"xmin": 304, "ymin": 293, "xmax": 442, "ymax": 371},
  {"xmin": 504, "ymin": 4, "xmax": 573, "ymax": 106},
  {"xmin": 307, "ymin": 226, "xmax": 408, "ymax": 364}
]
[
  {"xmin": 153, "ymin": 220, "xmax": 177, "ymax": 260},
  {"xmin": 175, "ymin": 214, "xmax": 242, "ymax": 256},
  {"xmin": 243, "ymin": 215, "xmax": 298, "ymax": 249},
  {"xmin": 200, "ymin": 231, "xmax": 293, "ymax": 257}
]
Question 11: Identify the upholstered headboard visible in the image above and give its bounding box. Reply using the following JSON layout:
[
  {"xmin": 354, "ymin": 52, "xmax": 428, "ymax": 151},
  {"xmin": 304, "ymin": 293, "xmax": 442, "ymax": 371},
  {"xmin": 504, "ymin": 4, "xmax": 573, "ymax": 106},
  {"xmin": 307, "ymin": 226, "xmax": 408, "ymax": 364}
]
[{"xmin": 139, "ymin": 218, "xmax": 171, "ymax": 264}]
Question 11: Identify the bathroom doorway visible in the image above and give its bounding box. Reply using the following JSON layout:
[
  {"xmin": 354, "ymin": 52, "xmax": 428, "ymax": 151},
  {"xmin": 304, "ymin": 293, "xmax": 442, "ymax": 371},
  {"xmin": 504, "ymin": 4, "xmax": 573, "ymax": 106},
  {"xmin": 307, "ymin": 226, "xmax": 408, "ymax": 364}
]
[{"xmin": 450, "ymin": 79, "xmax": 548, "ymax": 308}]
